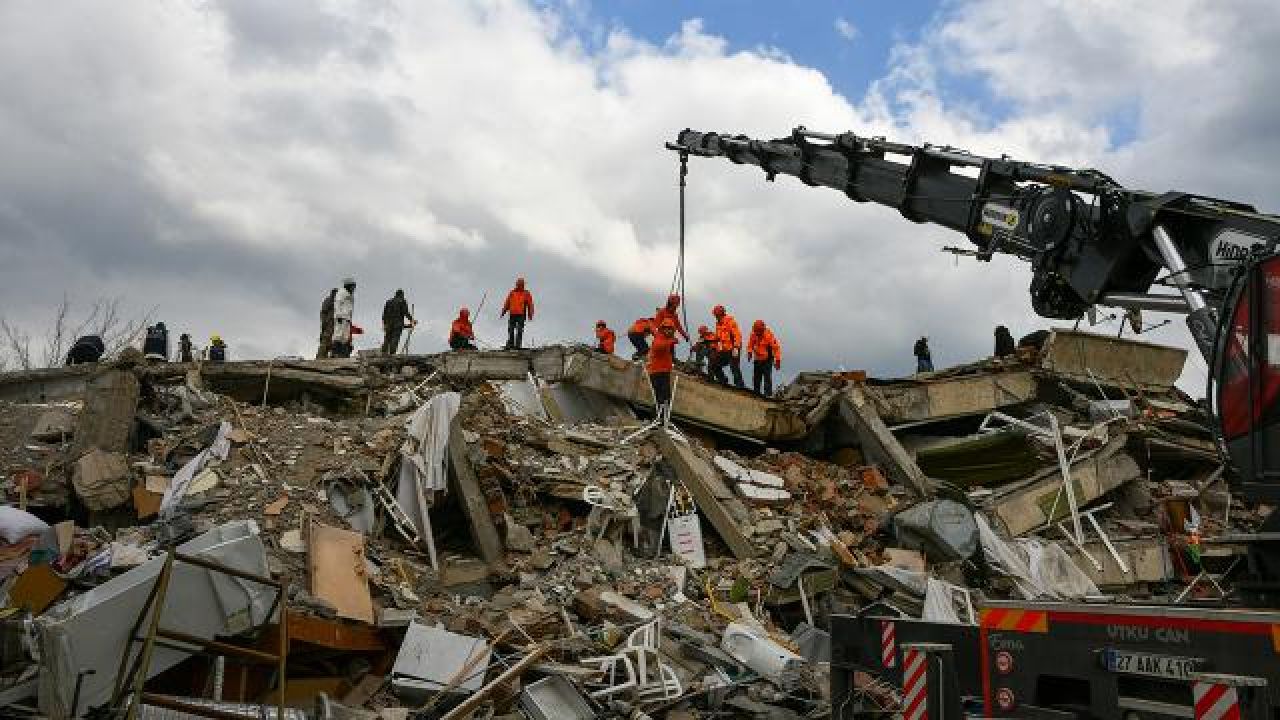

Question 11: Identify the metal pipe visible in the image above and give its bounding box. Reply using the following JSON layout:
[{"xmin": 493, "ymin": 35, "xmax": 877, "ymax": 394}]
[
  {"xmin": 1098, "ymin": 291, "xmax": 1190, "ymax": 314},
  {"xmin": 1153, "ymin": 224, "xmax": 1208, "ymax": 313}
]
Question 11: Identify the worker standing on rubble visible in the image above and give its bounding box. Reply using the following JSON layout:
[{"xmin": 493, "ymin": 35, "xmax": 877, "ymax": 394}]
[
  {"xmin": 692, "ymin": 325, "xmax": 716, "ymax": 376},
  {"xmin": 178, "ymin": 333, "xmax": 194, "ymax": 363},
  {"xmin": 317, "ymin": 288, "xmax": 336, "ymax": 359},
  {"xmin": 914, "ymin": 336, "xmax": 933, "ymax": 373},
  {"xmin": 332, "ymin": 278, "xmax": 357, "ymax": 358},
  {"xmin": 994, "ymin": 325, "xmax": 1016, "ymax": 358},
  {"xmin": 207, "ymin": 334, "xmax": 227, "ymax": 363},
  {"xmin": 594, "ymin": 320, "xmax": 616, "ymax": 354},
  {"xmin": 747, "ymin": 320, "xmax": 782, "ymax": 397},
  {"xmin": 710, "ymin": 305, "xmax": 745, "ymax": 388},
  {"xmin": 65, "ymin": 335, "xmax": 105, "ymax": 366},
  {"xmin": 647, "ymin": 317, "xmax": 680, "ymax": 415},
  {"xmin": 381, "ymin": 289, "xmax": 415, "ymax": 355},
  {"xmin": 627, "ymin": 314, "xmax": 654, "ymax": 360},
  {"xmin": 655, "ymin": 294, "xmax": 690, "ymax": 342},
  {"xmin": 143, "ymin": 322, "xmax": 169, "ymax": 362},
  {"xmin": 500, "ymin": 277, "xmax": 534, "ymax": 349},
  {"xmin": 449, "ymin": 308, "xmax": 477, "ymax": 350}
]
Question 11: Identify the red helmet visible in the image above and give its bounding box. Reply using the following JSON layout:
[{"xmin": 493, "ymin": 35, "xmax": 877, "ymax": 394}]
[
  {"xmin": 713, "ymin": 305, "xmax": 726, "ymax": 317},
  {"xmin": 515, "ymin": 277, "xmax": 526, "ymax": 289},
  {"xmin": 595, "ymin": 320, "xmax": 606, "ymax": 327},
  {"xmin": 460, "ymin": 307, "xmax": 470, "ymax": 318},
  {"xmin": 752, "ymin": 319, "xmax": 765, "ymax": 332},
  {"xmin": 697, "ymin": 325, "xmax": 709, "ymax": 334},
  {"xmin": 659, "ymin": 318, "xmax": 676, "ymax": 332},
  {"xmin": 667, "ymin": 293, "xmax": 681, "ymax": 308}
]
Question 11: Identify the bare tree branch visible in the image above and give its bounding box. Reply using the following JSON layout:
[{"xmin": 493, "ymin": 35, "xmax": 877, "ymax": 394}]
[{"xmin": 0, "ymin": 295, "xmax": 155, "ymax": 370}]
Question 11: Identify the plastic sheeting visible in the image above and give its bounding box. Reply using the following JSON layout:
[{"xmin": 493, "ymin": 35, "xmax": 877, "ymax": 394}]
[
  {"xmin": 159, "ymin": 421, "xmax": 232, "ymax": 519},
  {"xmin": 975, "ymin": 513, "xmax": 1099, "ymax": 600},
  {"xmin": 397, "ymin": 391, "xmax": 460, "ymax": 538}
]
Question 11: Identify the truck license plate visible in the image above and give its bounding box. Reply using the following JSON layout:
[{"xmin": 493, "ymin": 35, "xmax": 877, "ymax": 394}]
[{"xmin": 1102, "ymin": 649, "xmax": 1202, "ymax": 680}]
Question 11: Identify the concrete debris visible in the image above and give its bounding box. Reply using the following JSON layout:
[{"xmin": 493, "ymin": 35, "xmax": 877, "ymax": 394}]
[{"xmin": 0, "ymin": 331, "xmax": 1261, "ymax": 718}]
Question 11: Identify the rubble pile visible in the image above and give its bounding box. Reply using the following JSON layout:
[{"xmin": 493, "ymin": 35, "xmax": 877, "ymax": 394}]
[{"xmin": 0, "ymin": 328, "xmax": 1263, "ymax": 719}]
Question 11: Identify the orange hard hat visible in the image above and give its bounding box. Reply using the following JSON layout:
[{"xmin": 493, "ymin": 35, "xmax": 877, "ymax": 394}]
[
  {"xmin": 713, "ymin": 305, "xmax": 725, "ymax": 317},
  {"xmin": 697, "ymin": 325, "xmax": 709, "ymax": 334},
  {"xmin": 667, "ymin": 293, "xmax": 681, "ymax": 307},
  {"xmin": 460, "ymin": 307, "xmax": 470, "ymax": 318},
  {"xmin": 753, "ymin": 319, "xmax": 765, "ymax": 332}
]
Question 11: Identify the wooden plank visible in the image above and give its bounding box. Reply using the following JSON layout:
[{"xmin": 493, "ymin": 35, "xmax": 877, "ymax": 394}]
[
  {"xmin": 654, "ymin": 430, "xmax": 757, "ymax": 560},
  {"xmin": 307, "ymin": 521, "xmax": 374, "ymax": 624},
  {"xmin": 448, "ymin": 421, "xmax": 505, "ymax": 566}
]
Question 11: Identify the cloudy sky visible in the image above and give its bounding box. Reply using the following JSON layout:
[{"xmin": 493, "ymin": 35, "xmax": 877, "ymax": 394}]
[{"xmin": 2, "ymin": 0, "xmax": 1277, "ymax": 392}]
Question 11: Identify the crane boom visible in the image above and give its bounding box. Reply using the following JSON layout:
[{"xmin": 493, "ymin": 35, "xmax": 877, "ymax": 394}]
[{"xmin": 674, "ymin": 127, "xmax": 1280, "ymax": 358}]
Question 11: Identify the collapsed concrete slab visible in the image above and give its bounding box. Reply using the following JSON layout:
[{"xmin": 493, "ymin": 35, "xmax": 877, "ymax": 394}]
[
  {"xmin": 837, "ymin": 387, "xmax": 931, "ymax": 497},
  {"xmin": 1065, "ymin": 536, "xmax": 1173, "ymax": 588},
  {"xmin": 1039, "ymin": 329, "xmax": 1188, "ymax": 391},
  {"xmin": 986, "ymin": 435, "xmax": 1141, "ymax": 537},
  {"xmin": 654, "ymin": 430, "xmax": 757, "ymax": 560},
  {"xmin": 560, "ymin": 349, "xmax": 808, "ymax": 443},
  {"xmin": 872, "ymin": 370, "xmax": 1037, "ymax": 425},
  {"xmin": 0, "ymin": 365, "xmax": 98, "ymax": 404}
]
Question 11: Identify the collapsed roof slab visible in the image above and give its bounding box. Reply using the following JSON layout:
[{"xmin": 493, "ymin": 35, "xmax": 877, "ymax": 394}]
[
  {"xmin": 873, "ymin": 370, "xmax": 1038, "ymax": 425},
  {"xmin": 0, "ymin": 364, "xmax": 98, "ymax": 403},
  {"xmin": 1038, "ymin": 329, "xmax": 1188, "ymax": 392},
  {"xmin": 558, "ymin": 349, "xmax": 808, "ymax": 443}
]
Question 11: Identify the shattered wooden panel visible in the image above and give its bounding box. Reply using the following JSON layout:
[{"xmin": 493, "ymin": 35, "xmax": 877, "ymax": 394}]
[{"xmin": 308, "ymin": 520, "xmax": 375, "ymax": 624}]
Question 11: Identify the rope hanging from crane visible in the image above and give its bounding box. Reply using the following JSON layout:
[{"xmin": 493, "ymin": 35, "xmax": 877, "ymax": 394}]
[{"xmin": 667, "ymin": 143, "xmax": 691, "ymax": 336}]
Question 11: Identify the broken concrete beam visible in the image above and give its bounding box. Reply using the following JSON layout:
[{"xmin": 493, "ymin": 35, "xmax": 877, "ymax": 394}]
[
  {"xmin": 562, "ymin": 348, "xmax": 807, "ymax": 442},
  {"xmin": 448, "ymin": 420, "xmax": 505, "ymax": 566},
  {"xmin": 436, "ymin": 350, "xmax": 541, "ymax": 382},
  {"xmin": 654, "ymin": 430, "xmax": 757, "ymax": 560},
  {"xmin": 874, "ymin": 370, "xmax": 1037, "ymax": 425},
  {"xmin": 837, "ymin": 387, "xmax": 931, "ymax": 497},
  {"xmin": 74, "ymin": 367, "xmax": 139, "ymax": 456},
  {"xmin": 987, "ymin": 434, "xmax": 1141, "ymax": 537},
  {"xmin": 0, "ymin": 364, "xmax": 98, "ymax": 404},
  {"xmin": 72, "ymin": 449, "xmax": 132, "ymax": 511},
  {"xmin": 1039, "ymin": 329, "xmax": 1187, "ymax": 392},
  {"xmin": 1065, "ymin": 536, "xmax": 1173, "ymax": 588}
]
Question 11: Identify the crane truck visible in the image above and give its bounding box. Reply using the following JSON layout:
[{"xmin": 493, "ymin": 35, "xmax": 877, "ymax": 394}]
[{"xmin": 672, "ymin": 127, "xmax": 1280, "ymax": 719}]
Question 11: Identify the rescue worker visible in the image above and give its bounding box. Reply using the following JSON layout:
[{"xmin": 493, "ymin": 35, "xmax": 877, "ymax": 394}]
[
  {"xmin": 143, "ymin": 322, "xmax": 169, "ymax": 361},
  {"xmin": 627, "ymin": 314, "xmax": 654, "ymax": 360},
  {"xmin": 179, "ymin": 333, "xmax": 194, "ymax": 363},
  {"xmin": 647, "ymin": 317, "xmax": 679, "ymax": 418},
  {"xmin": 654, "ymin": 294, "xmax": 690, "ymax": 342},
  {"xmin": 381, "ymin": 289, "xmax": 415, "ymax": 355},
  {"xmin": 914, "ymin": 336, "xmax": 933, "ymax": 373},
  {"xmin": 500, "ymin": 277, "xmax": 534, "ymax": 349},
  {"xmin": 65, "ymin": 335, "xmax": 105, "ymax": 366},
  {"xmin": 594, "ymin": 320, "xmax": 616, "ymax": 354},
  {"xmin": 710, "ymin": 305, "xmax": 744, "ymax": 388},
  {"xmin": 449, "ymin": 308, "xmax": 477, "ymax": 350},
  {"xmin": 331, "ymin": 278, "xmax": 357, "ymax": 358},
  {"xmin": 692, "ymin": 325, "xmax": 716, "ymax": 376},
  {"xmin": 994, "ymin": 325, "xmax": 1016, "ymax": 358},
  {"xmin": 747, "ymin": 320, "xmax": 782, "ymax": 397},
  {"xmin": 208, "ymin": 334, "xmax": 227, "ymax": 363},
  {"xmin": 318, "ymin": 288, "xmax": 336, "ymax": 359}
]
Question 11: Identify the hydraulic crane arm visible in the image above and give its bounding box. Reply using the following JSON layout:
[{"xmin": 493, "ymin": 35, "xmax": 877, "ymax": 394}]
[{"xmin": 674, "ymin": 127, "xmax": 1280, "ymax": 358}]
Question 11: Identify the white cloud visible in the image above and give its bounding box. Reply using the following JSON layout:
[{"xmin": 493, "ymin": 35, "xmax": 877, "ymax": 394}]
[
  {"xmin": 835, "ymin": 16, "xmax": 858, "ymax": 41},
  {"xmin": 0, "ymin": 0, "xmax": 1274, "ymax": 394}
]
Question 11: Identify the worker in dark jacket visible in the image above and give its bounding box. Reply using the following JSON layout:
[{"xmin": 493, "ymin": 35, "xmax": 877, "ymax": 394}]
[
  {"xmin": 65, "ymin": 335, "xmax": 105, "ymax": 366},
  {"xmin": 500, "ymin": 277, "xmax": 534, "ymax": 349},
  {"xmin": 692, "ymin": 325, "xmax": 716, "ymax": 376},
  {"xmin": 381, "ymin": 289, "xmax": 415, "ymax": 355},
  {"xmin": 595, "ymin": 321, "xmax": 616, "ymax": 354},
  {"xmin": 994, "ymin": 325, "xmax": 1016, "ymax": 358},
  {"xmin": 317, "ymin": 288, "xmax": 336, "ymax": 359},
  {"xmin": 179, "ymin": 333, "xmax": 194, "ymax": 363},
  {"xmin": 208, "ymin": 334, "xmax": 227, "ymax": 363},
  {"xmin": 914, "ymin": 336, "xmax": 933, "ymax": 373},
  {"xmin": 142, "ymin": 322, "xmax": 169, "ymax": 361},
  {"xmin": 449, "ymin": 308, "xmax": 477, "ymax": 350}
]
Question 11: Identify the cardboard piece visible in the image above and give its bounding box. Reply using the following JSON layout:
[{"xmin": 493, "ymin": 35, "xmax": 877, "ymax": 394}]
[
  {"xmin": 263, "ymin": 495, "xmax": 289, "ymax": 516},
  {"xmin": 132, "ymin": 486, "xmax": 163, "ymax": 519},
  {"xmin": 307, "ymin": 521, "xmax": 374, "ymax": 624},
  {"xmin": 9, "ymin": 564, "xmax": 67, "ymax": 614}
]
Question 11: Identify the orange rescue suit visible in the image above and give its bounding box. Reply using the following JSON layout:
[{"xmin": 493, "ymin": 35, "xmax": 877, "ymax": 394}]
[
  {"xmin": 502, "ymin": 288, "xmax": 534, "ymax": 319},
  {"xmin": 596, "ymin": 326, "xmax": 616, "ymax": 354},
  {"xmin": 748, "ymin": 327, "xmax": 782, "ymax": 367},
  {"xmin": 450, "ymin": 316, "xmax": 474, "ymax": 341},
  {"xmin": 629, "ymin": 317, "xmax": 653, "ymax": 336},
  {"xmin": 715, "ymin": 314, "xmax": 742, "ymax": 353},
  {"xmin": 647, "ymin": 333, "xmax": 678, "ymax": 374},
  {"xmin": 654, "ymin": 307, "xmax": 689, "ymax": 342}
]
